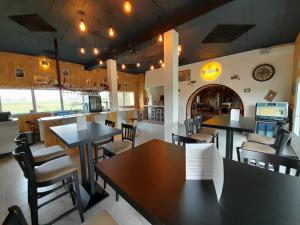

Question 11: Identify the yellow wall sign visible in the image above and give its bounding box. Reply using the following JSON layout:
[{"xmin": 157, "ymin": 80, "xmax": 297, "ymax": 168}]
[{"xmin": 200, "ymin": 62, "xmax": 222, "ymax": 81}]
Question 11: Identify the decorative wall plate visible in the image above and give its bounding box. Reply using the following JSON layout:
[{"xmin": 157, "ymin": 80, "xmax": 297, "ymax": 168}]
[{"xmin": 252, "ymin": 64, "xmax": 275, "ymax": 82}]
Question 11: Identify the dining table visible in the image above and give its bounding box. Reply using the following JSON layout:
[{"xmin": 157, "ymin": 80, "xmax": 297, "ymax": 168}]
[
  {"xmin": 95, "ymin": 139, "xmax": 300, "ymax": 225},
  {"xmin": 202, "ymin": 115, "xmax": 255, "ymax": 159},
  {"xmin": 50, "ymin": 122, "xmax": 122, "ymax": 211}
]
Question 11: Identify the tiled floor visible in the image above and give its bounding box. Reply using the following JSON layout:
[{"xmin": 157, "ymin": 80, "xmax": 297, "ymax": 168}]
[{"xmin": 0, "ymin": 121, "xmax": 246, "ymax": 224}]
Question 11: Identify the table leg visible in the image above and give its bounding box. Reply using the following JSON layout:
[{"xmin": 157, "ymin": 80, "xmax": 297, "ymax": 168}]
[
  {"xmin": 225, "ymin": 130, "xmax": 234, "ymax": 159},
  {"xmin": 79, "ymin": 143, "xmax": 87, "ymax": 185},
  {"xmin": 86, "ymin": 142, "xmax": 95, "ymax": 194}
]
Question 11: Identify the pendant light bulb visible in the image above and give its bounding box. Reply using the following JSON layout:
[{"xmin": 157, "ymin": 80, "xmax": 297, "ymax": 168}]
[
  {"xmin": 159, "ymin": 59, "xmax": 163, "ymax": 64},
  {"xmin": 79, "ymin": 19, "xmax": 86, "ymax": 32},
  {"xmin": 162, "ymin": 63, "xmax": 165, "ymax": 68},
  {"xmin": 123, "ymin": 1, "xmax": 132, "ymax": 14},
  {"xmin": 136, "ymin": 62, "xmax": 141, "ymax": 67},
  {"xmin": 99, "ymin": 60, "xmax": 103, "ymax": 65},
  {"xmin": 158, "ymin": 34, "xmax": 163, "ymax": 42},
  {"xmin": 150, "ymin": 65, "xmax": 154, "ymax": 70},
  {"xmin": 109, "ymin": 27, "xmax": 115, "ymax": 37},
  {"xmin": 122, "ymin": 64, "xmax": 126, "ymax": 70},
  {"xmin": 93, "ymin": 47, "xmax": 99, "ymax": 55},
  {"xmin": 80, "ymin": 47, "xmax": 86, "ymax": 54}
]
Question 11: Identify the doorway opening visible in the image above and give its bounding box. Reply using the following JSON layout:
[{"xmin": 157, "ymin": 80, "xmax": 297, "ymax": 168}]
[{"xmin": 186, "ymin": 84, "xmax": 244, "ymax": 121}]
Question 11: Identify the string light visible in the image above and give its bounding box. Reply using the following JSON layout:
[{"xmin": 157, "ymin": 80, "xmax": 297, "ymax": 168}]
[
  {"xmin": 79, "ymin": 12, "xmax": 86, "ymax": 32},
  {"xmin": 136, "ymin": 62, "xmax": 141, "ymax": 67},
  {"xmin": 158, "ymin": 34, "xmax": 163, "ymax": 42},
  {"xmin": 123, "ymin": 1, "xmax": 132, "ymax": 14},
  {"xmin": 80, "ymin": 47, "xmax": 86, "ymax": 54},
  {"xmin": 122, "ymin": 64, "xmax": 126, "ymax": 70},
  {"xmin": 108, "ymin": 27, "xmax": 115, "ymax": 37}
]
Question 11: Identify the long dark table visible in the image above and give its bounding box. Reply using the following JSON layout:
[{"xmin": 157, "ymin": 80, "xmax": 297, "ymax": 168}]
[
  {"xmin": 202, "ymin": 115, "xmax": 255, "ymax": 159},
  {"xmin": 50, "ymin": 122, "xmax": 122, "ymax": 211},
  {"xmin": 95, "ymin": 139, "xmax": 300, "ymax": 225}
]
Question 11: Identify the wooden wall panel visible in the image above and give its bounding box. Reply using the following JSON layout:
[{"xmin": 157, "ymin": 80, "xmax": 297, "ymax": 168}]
[{"xmin": 18, "ymin": 113, "xmax": 51, "ymax": 132}]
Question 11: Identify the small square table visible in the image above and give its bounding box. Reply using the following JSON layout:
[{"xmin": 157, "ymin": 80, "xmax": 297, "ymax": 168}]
[
  {"xmin": 50, "ymin": 122, "xmax": 122, "ymax": 211},
  {"xmin": 202, "ymin": 115, "xmax": 255, "ymax": 159}
]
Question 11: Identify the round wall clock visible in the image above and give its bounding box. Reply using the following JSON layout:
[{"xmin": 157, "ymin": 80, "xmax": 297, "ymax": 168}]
[{"xmin": 252, "ymin": 64, "xmax": 275, "ymax": 82}]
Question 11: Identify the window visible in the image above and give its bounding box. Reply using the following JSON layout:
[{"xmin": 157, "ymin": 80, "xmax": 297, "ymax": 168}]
[
  {"xmin": 0, "ymin": 89, "xmax": 33, "ymax": 114},
  {"xmin": 62, "ymin": 91, "xmax": 83, "ymax": 111},
  {"xmin": 293, "ymin": 80, "xmax": 300, "ymax": 135},
  {"xmin": 118, "ymin": 92, "xmax": 135, "ymax": 106},
  {"xmin": 100, "ymin": 91, "xmax": 110, "ymax": 111},
  {"xmin": 34, "ymin": 89, "xmax": 61, "ymax": 112}
]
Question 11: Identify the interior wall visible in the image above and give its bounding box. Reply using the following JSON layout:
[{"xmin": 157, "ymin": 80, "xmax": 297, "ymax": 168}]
[
  {"xmin": 145, "ymin": 44, "xmax": 294, "ymax": 124},
  {"xmin": 0, "ymin": 51, "xmax": 145, "ymax": 108},
  {"xmin": 149, "ymin": 86, "xmax": 164, "ymax": 105}
]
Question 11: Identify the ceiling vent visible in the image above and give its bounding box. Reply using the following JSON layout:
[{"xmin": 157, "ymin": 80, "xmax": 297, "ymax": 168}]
[
  {"xmin": 9, "ymin": 14, "xmax": 57, "ymax": 32},
  {"xmin": 202, "ymin": 24, "xmax": 255, "ymax": 43}
]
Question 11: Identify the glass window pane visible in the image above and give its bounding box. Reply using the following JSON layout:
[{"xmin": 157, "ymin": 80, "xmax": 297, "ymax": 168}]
[
  {"xmin": 62, "ymin": 91, "xmax": 83, "ymax": 111},
  {"xmin": 118, "ymin": 92, "xmax": 124, "ymax": 106},
  {"xmin": 0, "ymin": 89, "xmax": 33, "ymax": 114},
  {"xmin": 124, "ymin": 92, "xmax": 135, "ymax": 106},
  {"xmin": 34, "ymin": 89, "xmax": 61, "ymax": 112},
  {"xmin": 100, "ymin": 91, "xmax": 110, "ymax": 111}
]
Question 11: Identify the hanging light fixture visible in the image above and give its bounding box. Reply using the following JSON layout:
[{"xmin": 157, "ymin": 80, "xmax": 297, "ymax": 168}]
[
  {"xmin": 150, "ymin": 65, "xmax": 154, "ymax": 70},
  {"xmin": 93, "ymin": 32, "xmax": 99, "ymax": 55},
  {"xmin": 80, "ymin": 47, "xmax": 86, "ymax": 54},
  {"xmin": 159, "ymin": 59, "xmax": 163, "ymax": 64},
  {"xmin": 99, "ymin": 60, "xmax": 103, "ymax": 65},
  {"xmin": 122, "ymin": 64, "xmax": 126, "ymax": 70},
  {"xmin": 161, "ymin": 63, "xmax": 165, "ymax": 68},
  {"xmin": 178, "ymin": 45, "xmax": 182, "ymax": 56},
  {"xmin": 79, "ymin": 12, "xmax": 86, "ymax": 32},
  {"xmin": 108, "ymin": 11, "xmax": 115, "ymax": 37},
  {"xmin": 136, "ymin": 62, "xmax": 141, "ymax": 67},
  {"xmin": 158, "ymin": 34, "xmax": 163, "ymax": 42},
  {"xmin": 123, "ymin": 0, "xmax": 132, "ymax": 14}
]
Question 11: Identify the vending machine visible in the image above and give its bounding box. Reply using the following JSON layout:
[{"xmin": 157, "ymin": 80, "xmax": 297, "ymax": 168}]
[{"xmin": 255, "ymin": 102, "xmax": 289, "ymax": 137}]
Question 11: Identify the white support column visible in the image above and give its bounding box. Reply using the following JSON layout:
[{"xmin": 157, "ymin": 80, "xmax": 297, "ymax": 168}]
[
  {"xmin": 163, "ymin": 29, "xmax": 179, "ymax": 142},
  {"xmin": 107, "ymin": 59, "xmax": 118, "ymax": 111}
]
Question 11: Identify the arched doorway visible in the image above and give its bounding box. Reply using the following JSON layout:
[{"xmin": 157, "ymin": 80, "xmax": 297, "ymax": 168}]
[{"xmin": 186, "ymin": 84, "xmax": 244, "ymax": 121}]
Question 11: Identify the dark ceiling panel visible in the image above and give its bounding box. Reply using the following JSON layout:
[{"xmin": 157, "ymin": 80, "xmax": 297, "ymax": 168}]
[
  {"xmin": 202, "ymin": 24, "xmax": 255, "ymax": 43},
  {"xmin": 9, "ymin": 14, "xmax": 57, "ymax": 32}
]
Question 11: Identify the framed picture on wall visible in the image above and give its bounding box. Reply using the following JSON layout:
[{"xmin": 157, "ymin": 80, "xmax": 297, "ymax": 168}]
[
  {"xmin": 179, "ymin": 69, "xmax": 191, "ymax": 82},
  {"xmin": 15, "ymin": 68, "xmax": 25, "ymax": 78}
]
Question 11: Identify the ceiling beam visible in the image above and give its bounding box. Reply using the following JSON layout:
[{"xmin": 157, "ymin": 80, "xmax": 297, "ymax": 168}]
[{"xmin": 85, "ymin": 0, "xmax": 234, "ymax": 70}]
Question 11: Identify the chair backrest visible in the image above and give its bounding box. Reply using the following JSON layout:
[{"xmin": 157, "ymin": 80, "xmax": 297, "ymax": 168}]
[
  {"xmin": 172, "ymin": 134, "xmax": 203, "ymax": 147},
  {"xmin": 193, "ymin": 116, "xmax": 203, "ymax": 133},
  {"xmin": 105, "ymin": 119, "xmax": 115, "ymax": 127},
  {"xmin": 184, "ymin": 119, "xmax": 195, "ymax": 136},
  {"xmin": 12, "ymin": 144, "xmax": 36, "ymax": 183},
  {"xmin": 273, "ymin": 128, "xmax": 292, "ymax": 154},
  {"xmin": 237, "ymin": 148, "xmax": 300, "ymax": 176},
  {"xmin": 2, "ymin": 205, "xmax": 28, "ymax": 225},
  {"xmin": 121, "ymin": 123, "xmax": 137, "ymax": 148}
]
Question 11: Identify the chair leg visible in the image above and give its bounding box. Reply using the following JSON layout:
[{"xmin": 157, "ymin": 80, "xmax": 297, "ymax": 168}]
[
  {"xmin": 27, "ymin": 181, "xmax": 32, "ymax": 206},
  {"xmin": 216, "ymin": 133, "xmax": 219, "ymax": 149},
  {"xmin": 94, "ymin": 146, "xmax": 99, "ymax": 164},
  {"xmin": 104, "ymin": 181, "xmax": 106, "ymax": 189},
  {"xmin": 73, "ymin": 171, "xmax": 84, "ymax": 223},
  {"xmin": 30, "ymin": 187, "xmax": 39, "ymax": 225},
  {"xmin": 68, "ymin": 178, "xmax": 76, "ymax": 206},
  {"xmin": 116, "ymin": 192, "xmax": 119, "ymax": 201},
  {"xmin": 236, "ymin": 147, "xmax": 241, "ymax": 162}
]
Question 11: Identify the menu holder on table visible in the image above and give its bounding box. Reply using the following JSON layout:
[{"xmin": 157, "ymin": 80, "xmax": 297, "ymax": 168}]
[
  {"xmin": 77, "ymin": 116, "xmax": 87, "ymax": 130},
  {"xmin": 185, "ymin": 143, "xmax": 224, "ymax": 200},
  {"xmin": 230, "ymin": 108, "xmax": 240, "ymax": 121}
]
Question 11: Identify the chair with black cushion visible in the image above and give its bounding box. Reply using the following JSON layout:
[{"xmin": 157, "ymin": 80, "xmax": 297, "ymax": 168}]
[
  {"xmin": 92, "ymin": 120, "xmax": 116, "ymax": 164},
  {"xmin": 172, "ymin": 134, "xmax": 204, "ymax": 147},
  {"xmin": 102, "ymin": 123, "xmax": 136, "ymax": 201},
  {"xmin": 184, "ymin": 119, "xmax": 213, "ymax": 143},
  {"xmin": 14, "ymin": 135, "xmax": 66, "ymax": 166},
  {"xmin": 237, "ymin": 148, "xmax": 300, "ymax": 176},
  {"xmin": 237, "ymin": 128, "xmax": 292, "ymax": 157},
  {"xmin": 194, "ymin": 115, "xmax": 219, "ymax": 148},
  {"xmin": 13, "ymin": 144, "xmax": 84, "ymax": 225},
  {"xmin": 2, "ymin": 205, "xmax": 28, "ymax": 225}
]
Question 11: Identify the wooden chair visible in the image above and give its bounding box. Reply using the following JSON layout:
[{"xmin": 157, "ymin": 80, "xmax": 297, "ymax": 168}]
[
  {"xmin": 13, "ymin": 144, "xmax": 84, "ymax": 225},
  {"xmin": 2, "ymin": 205, "xmax": 28, "ymax": 225},
  {"xmin": 14, "ymin": 135, "xmax": 66, "ymax": 166},
  {"xmin": 184, "ymin": 119, "xmax": 213, "ymax": 143},
  {"xmin": 193, "ymin": 115, "xmax": 219, "ymax": 148},
  {"xmin": 237, "ymin": 148, "xmax": 300, "ymax": 176},
  {"xmin": 172, "ymin": 134, "xmax": 204, "ymax": 147},
  {"xmin": 237, "ymin": 128, "xmax": 291, "ymax": 156},
  {"xmin": 93, "ymin": 120, "xmax": 116, "ymax": 164},
  {"xmin": 102, "ymin": 123, "xmax": 136, "ymax": 201}
]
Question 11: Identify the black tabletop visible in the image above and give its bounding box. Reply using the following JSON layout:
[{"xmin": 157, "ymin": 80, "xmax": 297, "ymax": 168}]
[
  {"xmin": 50, "ymin": 122, "xmax": 122, "ymax": 148},
  {"xmin": 95, "ymin": 139, "xmax": 300, "ymax": 225},
  {"xmin": 202, "ymin": 115, "xmax": 255, "ymax": 132}
]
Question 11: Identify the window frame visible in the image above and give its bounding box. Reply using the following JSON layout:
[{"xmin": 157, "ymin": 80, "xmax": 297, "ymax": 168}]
[
  {"xmin": 293, "ymin": 77, "xmax": 300, "ymax": 136},
  {"xmin": 118, "ymin": 91, "xmax": 135, "ymax": 107}
]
